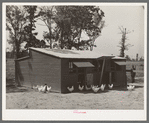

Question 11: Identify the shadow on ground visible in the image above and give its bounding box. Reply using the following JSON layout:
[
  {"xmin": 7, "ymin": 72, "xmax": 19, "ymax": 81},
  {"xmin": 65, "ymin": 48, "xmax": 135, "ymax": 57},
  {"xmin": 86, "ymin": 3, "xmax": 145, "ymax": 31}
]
[
  {"xmin": 6, "ymin": 85, "xmax": 29, "ymax": 93},
  {"xmin": 6, "ymin": 79, "xmax": 31, "ymax": 93}
]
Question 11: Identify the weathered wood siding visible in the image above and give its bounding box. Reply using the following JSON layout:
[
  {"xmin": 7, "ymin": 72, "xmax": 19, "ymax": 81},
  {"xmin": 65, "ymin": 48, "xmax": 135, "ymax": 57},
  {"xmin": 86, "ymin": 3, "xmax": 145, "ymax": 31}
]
[
  {"xmin": 61, "ymin": 59, "xmax": 98, "ymax": 93},
  {"xmin": 110, "ymin": 59, "xmax": 126, "ymax": 86},
  {"xmin": 61, "ymin": 59, "xmax": 78, "ymax": 93},
  {"xmin": 17, "ymin": 50, "xmax": 61, "ymax": 92},
  {"xmin": 17, "ymin": 58, "xmax": 32, "ymax": 87},
  {"xmin": 112, "ymin": 72, "xmax": 126, "ymax": 86}
]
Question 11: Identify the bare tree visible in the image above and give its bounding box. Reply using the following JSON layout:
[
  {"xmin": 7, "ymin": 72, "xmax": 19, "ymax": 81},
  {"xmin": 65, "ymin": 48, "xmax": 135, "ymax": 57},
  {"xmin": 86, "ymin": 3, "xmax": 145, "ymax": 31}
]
[{"xmin": 118, "ymin": 26, "xmax": 133, "ymax": 57}]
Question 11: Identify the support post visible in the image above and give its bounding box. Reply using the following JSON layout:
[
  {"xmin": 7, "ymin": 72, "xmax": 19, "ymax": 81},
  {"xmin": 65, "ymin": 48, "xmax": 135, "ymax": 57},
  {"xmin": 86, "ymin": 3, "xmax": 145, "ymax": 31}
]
[
  {"xmin": 109, "ymin": 72, "xmax": 112, "ymax": 84},
  {"xmin": 99, "ymin": 58, "xmax": 106, "ymax": 85}
]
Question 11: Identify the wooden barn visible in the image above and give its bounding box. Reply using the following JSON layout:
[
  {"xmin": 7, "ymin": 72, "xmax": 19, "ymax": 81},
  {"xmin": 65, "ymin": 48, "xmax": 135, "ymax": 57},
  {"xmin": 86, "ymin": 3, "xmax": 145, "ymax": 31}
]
[{"xmin": 15, "ymin": 47, "xmax": 127, "ymax": 93}]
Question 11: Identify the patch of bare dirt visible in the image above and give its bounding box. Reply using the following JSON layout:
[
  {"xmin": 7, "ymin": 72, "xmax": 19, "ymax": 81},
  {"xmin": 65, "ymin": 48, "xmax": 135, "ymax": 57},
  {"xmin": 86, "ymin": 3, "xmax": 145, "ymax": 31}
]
[{"xmin": 6, "ymin": 85, "xmax": 144, "ymax": 109}]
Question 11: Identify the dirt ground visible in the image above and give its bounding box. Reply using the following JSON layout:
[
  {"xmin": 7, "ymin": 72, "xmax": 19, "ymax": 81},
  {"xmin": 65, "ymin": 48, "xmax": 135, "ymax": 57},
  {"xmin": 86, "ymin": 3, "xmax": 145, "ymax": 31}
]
[
  {"xmin": 6, "ymin": 80, "xmax": 144, "ymax": 109},
  {"xmin": 6, "ymin": 59, "xmax": 144, "ymax": 109}
]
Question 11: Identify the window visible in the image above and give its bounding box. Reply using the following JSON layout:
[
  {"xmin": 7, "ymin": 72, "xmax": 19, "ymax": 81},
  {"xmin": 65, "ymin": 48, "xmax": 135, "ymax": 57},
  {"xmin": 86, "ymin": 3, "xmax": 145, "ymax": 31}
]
[
  {"xmin": 69, "ymin": 62, "xmax": 73, "ymax": 69},
  {"xmin": 69, "ymin": 62, "xmax": 76, "ymax": 73}
]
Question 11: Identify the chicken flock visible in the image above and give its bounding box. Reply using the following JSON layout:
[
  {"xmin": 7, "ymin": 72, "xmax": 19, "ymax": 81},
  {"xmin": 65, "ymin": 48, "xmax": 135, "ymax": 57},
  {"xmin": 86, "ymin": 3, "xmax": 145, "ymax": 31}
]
[
  {"xmin": 67, "ymin": 83, "xmax": 114, "ymax": 93},
  {"xmin": 67, "ymin": 83, "xmax": 135, "ymax": 93},
  {"xmin": 32, "ymin": 84, "xmax": 51, "ymax": 93},
  {"xmin": 32, "ymin": 83, "xmax": 135, "ymax": 93}
]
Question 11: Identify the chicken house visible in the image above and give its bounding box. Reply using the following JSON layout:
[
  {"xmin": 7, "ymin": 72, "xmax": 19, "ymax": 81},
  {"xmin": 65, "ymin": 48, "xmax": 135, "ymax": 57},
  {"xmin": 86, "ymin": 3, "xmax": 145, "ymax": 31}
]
[{"xmin": 15, "ymin": 47, "xmax": 127, "ymax": 93}]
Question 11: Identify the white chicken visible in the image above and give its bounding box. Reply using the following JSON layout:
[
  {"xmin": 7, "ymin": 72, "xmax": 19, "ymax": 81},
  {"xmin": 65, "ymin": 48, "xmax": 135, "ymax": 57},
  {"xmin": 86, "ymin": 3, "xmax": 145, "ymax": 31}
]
[
  {"xmin": 67, "ymin": 86, "xmax": 74, "ymax": 92},
  {"xmin": 131, "ymin": 85, "xmax": 135, "ymax": 90},
  {"xmin": 32, "ymin": 85, "xmax": 38, "ymax": 90},
  {"xmin": 108, "ymin": 84, "xmax": 113, "ymax": 89},
  {"xmin": 91, "ymin": 85, "xmax": 100, "ymax": 93},
  {"xmin": 127, "ymin": 85, "xmax": 135, "ymax": 91},
  {"xmin": 47, "ymin": 86, "xmax": 52, "ymax": 92},
  {"xmin": 85, "ymin": 85, "xmax": 91, "ymax": 90},
  {"xmin": 101, "ymin": 84, "xmax": 106, "ymax": 91},
  {"xmin": 78, "ymin": 85, "xmax": 84, "ymax": 91},
  {"xmin": 37, "ymin": 85, "xmax": 43, "ymax": 92},
  {"xmin": 42, "ymin": 84, "xmax": 47, "ymax": 93}
]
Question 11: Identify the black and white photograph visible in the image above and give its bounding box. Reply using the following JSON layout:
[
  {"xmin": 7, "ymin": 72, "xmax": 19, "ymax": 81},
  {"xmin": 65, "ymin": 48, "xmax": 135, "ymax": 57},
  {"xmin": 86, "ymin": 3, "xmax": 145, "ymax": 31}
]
[{"xmin": 2, "ymin": 2, "xmax": 147, "ymax": 120}]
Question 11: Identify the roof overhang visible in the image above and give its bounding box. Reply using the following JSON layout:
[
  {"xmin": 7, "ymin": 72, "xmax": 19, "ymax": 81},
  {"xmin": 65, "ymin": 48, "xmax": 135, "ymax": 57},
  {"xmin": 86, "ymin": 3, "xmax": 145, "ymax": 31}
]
[
  {"xmin": 73, "ymin": 62, "xmax": 95, "ymax": 67},
  {"xmin": 114, "ymin": 61, "xmax": 127, "ymax": 65},
  {"xmin": 112, "ymin": 56, "xmax": 126, "ymax": 60}
]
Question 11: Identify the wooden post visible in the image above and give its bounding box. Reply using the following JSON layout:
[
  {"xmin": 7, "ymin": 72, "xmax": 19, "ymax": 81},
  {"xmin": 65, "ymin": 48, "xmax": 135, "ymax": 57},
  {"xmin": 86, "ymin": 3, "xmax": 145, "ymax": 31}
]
[
  {"xmin": 99, "ymin": 58, "xmax": 106, "ymax": 85},
  {"xmin": 109, "ymin": 72, "xmax": 112, "ymax": 84},
  {"xmin": 97, "ymin": 59, "xmax": 99, "ymax": 72},
  {"xmin": 84, "ymin": 68, "xmax": 87, "ymax": 86}
]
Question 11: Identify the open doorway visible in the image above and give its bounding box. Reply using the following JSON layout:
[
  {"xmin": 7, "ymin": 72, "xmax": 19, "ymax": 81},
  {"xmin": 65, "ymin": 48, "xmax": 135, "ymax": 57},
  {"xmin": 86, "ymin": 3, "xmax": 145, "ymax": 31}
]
[{"xmin": 78, "ymin": 68, "xmax": 85, "ymax": 86}]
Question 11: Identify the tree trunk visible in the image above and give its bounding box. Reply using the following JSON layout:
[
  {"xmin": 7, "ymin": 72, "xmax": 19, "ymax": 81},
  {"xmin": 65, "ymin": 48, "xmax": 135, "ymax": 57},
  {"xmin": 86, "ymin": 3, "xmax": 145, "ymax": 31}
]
[
  {"xmin": 14, "ymin": 31, "xmax": 20, "ymax": 86},
  {"xmin": 49, "ymin": 27, "xmax": 52, "ymax": 49},
  {"xmin": 60, "ymin": 29, "xmax": 64, "ymax": 49},
  {"xmin": 120, "ymin": 28, "xmax": 126, "ymax": 57},
  {"xmin": 77, "ymin": 27, "xmax": 82, "ymax": 50}
]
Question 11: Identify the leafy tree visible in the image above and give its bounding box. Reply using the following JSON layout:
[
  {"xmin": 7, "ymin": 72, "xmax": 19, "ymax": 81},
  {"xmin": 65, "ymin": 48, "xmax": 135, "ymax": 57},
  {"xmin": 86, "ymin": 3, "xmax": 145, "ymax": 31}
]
[
  {"xmin": 6, "ymin": 5, "xmax": 27, "ymax": 58},
  {"xmin": 54, "ymin": 6, "xmax": 105, "ymax": 50},
  {"xmin": 139, "ymin": 56, "xmax": 144, "ymax": 61},
  {"xmin": 85, "ymin": 9, "xmax": 105, "ymax": 51},
  {"xmin": 23, "ymin": 6, "xmax": 41, "ymax": 49},
  {"xmin": 118, "ymin": 27, "xmax": 133, "ymax": 57},
  {"xmin": 125, "ymin": 55, "xmax": 131, "ymax": 61},
  {"xmin": 39, "ymin": 6, "xmax": 105, "ymax": 50},
  {"xmin": 6, "ymin": 5, "xmax": 28, "ymax": 86},
  {"xmin": 38, "ymin": 6, "xmax": 56, "ymax": 48}
]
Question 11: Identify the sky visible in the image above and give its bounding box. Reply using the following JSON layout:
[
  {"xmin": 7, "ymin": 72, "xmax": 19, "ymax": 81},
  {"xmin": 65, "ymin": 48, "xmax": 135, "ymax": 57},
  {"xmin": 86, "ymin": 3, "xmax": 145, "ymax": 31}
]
[
  {"xmin": 6, "ymin": 6, "xmax": 145, "ymax": 59},
  {"xmin": 93, "ymin": 6, "xmax": 145, "ymax": 59}
]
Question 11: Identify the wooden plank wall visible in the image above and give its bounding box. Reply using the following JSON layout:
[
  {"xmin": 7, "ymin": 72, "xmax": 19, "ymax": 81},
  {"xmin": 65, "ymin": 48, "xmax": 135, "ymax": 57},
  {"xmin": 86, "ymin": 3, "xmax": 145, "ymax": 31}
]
[
  {"xmin": 17, "ymin": 59, "xmax": 31, "ymax": 87},
  {"xmin": 61, "ymin": 58, "xmax": 99, "ymax": 93},
  {"xmin": 115, "ymin": 72, "xmax": 126, "ymax": 86},
  {"xmin": 61, "ymin": 59, "xmax": 78, "ymax": 93},
  {"xmin": 17, "ymin": 50, "xmax": 61, "ymax": 92}
]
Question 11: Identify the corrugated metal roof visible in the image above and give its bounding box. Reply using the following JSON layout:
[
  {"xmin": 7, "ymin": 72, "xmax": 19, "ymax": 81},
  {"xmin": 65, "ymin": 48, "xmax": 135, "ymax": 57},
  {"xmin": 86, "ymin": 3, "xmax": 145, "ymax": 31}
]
[
  {"xmin": 29, "ymin": 47, "xmax": 114, "ymax": 59},
  {"xmin": 114, "ymin": 61, "xmax": 127, "ymax": 65},
  {"xmin": 73, "ymin": 62, "xmax": 95, "ymax": 67}
]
